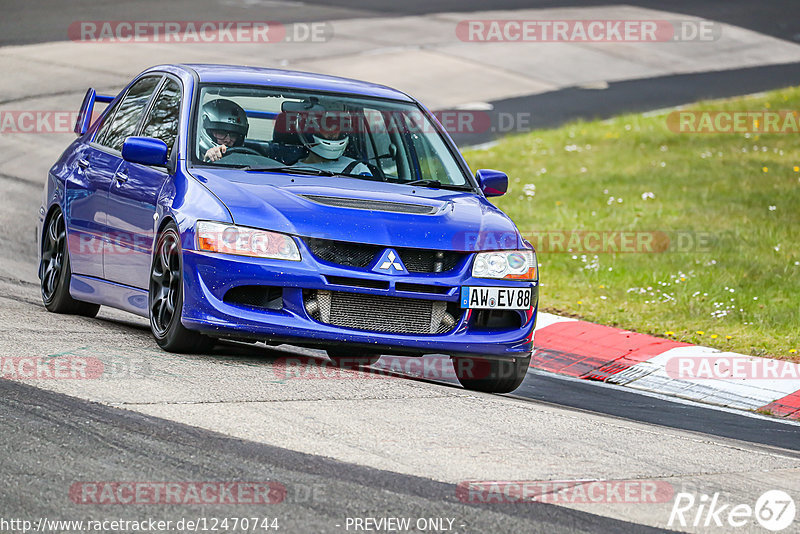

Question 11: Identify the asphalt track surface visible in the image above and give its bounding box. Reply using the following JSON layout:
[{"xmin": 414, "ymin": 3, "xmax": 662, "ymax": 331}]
[
  {"xmin": 448, "ymin": 62, "xmax": 800, "ymax": 146},
  {"xmin": 6, "ymin": 1, "xmax": 800, "ymax": 145},
  {"xmin": 3, "ymin": 1, "xmax": 800, "ymax": 532},
  {"xmin": 4, "ymin": 0, "xmax": 800, "ymax": 46},
  {"xmin": 0, "ymin": 378, "xmax": 668, "ymax": 533}
]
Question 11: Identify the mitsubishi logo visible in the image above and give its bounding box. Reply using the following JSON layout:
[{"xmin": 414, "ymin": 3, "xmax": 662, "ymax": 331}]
[
  {"xmin": 374, "ymin": 249, "xmax": 407, "ymax": 274},
  {"xmin": 381, "ymin": 251, "xmax": 402, "ymax": 271}
]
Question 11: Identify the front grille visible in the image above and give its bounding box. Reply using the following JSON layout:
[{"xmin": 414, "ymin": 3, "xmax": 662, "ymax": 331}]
[
  {"xmin": 304, "ymin": 290, "xmax": 458, "ymax": 334},
  {"xmin": 300, "ymin": 195, "xmax": 438, "ymax": 215},
  {"xmin": 400, "ymin": 248, "xmax": 463, "ymax": 273},
  {"xmin": 305, "ymin": 238, "xmax": 382, "ymax": 268},
  {"xmin": 304, "ymin": 237, "xmax": 466, "ymax": 273}
]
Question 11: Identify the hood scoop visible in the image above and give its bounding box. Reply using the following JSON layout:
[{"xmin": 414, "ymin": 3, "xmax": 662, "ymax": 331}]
[{"xmin": 299, "ymin": 194, "xmax": 439, "ymax": 215}]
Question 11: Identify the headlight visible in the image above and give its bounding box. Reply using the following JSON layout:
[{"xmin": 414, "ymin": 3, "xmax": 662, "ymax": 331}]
[
  {"xmin": 196, "ymin": 221, "xmax": 300, "ymax": 261},
  {"xmin": 472, "ymin": 250, "xmax": 537, "ymax": 280}
]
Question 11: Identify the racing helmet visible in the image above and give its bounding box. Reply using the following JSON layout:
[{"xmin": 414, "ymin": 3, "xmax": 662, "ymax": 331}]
[
  {"xmin": 199, "ymin": 98, "xmax": 249, "ymax": 154},
  {"xmin": 297, "ymin": 108, "xmax": 351, "ymax": 160}
]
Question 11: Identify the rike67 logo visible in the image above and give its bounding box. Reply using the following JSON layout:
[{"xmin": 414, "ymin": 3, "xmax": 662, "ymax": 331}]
[{"xmin": 669, "ymin": 490, "xmax": 796, "ymax": 531}]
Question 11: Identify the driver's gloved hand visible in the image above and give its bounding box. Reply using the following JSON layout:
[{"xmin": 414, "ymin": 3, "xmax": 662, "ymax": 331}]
[{"xmin": 204, "ymin": 144, "xmax": 227, "ymax": 162}]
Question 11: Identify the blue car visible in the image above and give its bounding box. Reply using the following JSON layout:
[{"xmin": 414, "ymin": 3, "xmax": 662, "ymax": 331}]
[{"xmin": 37, "ymin": 64, "xmax": 538, "ymax": 393}]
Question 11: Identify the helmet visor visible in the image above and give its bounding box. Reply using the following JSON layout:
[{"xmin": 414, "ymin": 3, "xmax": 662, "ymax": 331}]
[{"xmin": 306, "ymin": 111, "xmax": 350, "ymax": 141}]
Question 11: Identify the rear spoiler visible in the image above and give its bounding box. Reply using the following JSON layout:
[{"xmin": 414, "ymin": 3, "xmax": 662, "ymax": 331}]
[{"xmin": 74, "ymin": 88, "xmax": 115, "ymax": 136}]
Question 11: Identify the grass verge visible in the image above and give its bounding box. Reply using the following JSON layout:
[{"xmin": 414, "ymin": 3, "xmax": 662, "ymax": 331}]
[{"xmin": 463, "ymin": 86, "xmax": 800, "ymax": 360}]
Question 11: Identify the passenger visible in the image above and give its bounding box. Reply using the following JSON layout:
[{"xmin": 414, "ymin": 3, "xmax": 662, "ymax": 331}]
[{"xmin": 295, "ymin": 109, "xmax": 370, "ymax": 175}]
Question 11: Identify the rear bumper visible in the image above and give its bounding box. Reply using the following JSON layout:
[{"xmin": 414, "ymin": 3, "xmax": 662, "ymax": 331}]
[{"xmin": 180, "ymin": 247, "xmax": 537, "ymax": 359}]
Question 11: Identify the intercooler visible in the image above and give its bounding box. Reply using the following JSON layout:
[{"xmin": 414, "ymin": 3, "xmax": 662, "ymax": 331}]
[{"xmin": 304, "ymin": 290, "xmax": 457, "ymax": 334}]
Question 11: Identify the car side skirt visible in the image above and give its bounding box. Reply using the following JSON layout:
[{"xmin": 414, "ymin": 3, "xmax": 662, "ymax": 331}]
[{"xmin": 70, "ymin": 274, "xmax": 149, "ymax": 318}]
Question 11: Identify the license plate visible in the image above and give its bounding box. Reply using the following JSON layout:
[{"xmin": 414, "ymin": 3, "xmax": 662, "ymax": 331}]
[{"xmin": 460, "ymin": 286, "xmax": 533, "ymax": 310}]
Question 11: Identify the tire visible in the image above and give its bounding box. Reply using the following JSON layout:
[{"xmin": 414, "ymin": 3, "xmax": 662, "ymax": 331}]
[
  {"xmin": 452, "ymin": 353, "xmax": 531, "ymax": 394},
  {"xmin": 40, "ymin": 209, "xmax": 100, "ymax": 318},
  {"xmin": 149, "ymin": 223, "xmax": 214, "ymax": 353},
  {"xmin": 326, "ymin": 348, "xmax": 381, "ymax": 368}
]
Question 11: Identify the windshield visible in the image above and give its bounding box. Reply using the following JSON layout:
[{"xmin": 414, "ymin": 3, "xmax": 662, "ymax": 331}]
[{"xmin": 192, "ymin": 84, "xmax": 471, "ymax": 188}]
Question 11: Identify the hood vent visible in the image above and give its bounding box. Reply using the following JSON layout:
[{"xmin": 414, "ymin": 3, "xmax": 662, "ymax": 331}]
[{"xmin": 300, "ymin": 194, "xmax": 438, "ymax": 215}]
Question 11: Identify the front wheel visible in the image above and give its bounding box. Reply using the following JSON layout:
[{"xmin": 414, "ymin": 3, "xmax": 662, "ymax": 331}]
[
  {"xmin": 149, "ymin": 223, "xmax": 214, "ymax": 353},
  {"xmin": 452, "ymin": 353, "xmax": 531, "ymax": 394}
]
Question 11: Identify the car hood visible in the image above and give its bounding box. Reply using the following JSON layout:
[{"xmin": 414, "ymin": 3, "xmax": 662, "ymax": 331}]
[{"xmin": 189, "ymin": 168, "xmax": 523, "ymax": 251}]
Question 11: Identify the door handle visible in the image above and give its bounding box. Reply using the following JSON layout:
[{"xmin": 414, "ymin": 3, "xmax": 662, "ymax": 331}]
[
  {"xmin": 77, "ymin": 158, "xmax": 90, "ymax": 169},
  {"xmin": 114, "ymin": 171, "xmax": 128, "ymax": 184}
]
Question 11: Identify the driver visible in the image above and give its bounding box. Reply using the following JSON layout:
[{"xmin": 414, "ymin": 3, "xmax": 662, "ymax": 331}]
[
  {"xmin": 199, "ymin": 98, "xmax": 249, "ymax": 162},
  {"xmin": 295, "ymin": 109, "xmax": 370, "ymax": 175}
]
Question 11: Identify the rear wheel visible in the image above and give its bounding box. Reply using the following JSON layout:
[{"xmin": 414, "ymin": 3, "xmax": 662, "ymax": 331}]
[
  {"xmin": 452, "ymin": 353, "xmax": 531, "ymax": 394},
  {"xmin": 149, "ymin": 223, "xmax": 214, "ymax": 353},
  {"xmin": 40, "ymin": 209, "xmax": 100, "ymax": 317},
  {"xmin": 326, "ymin": 348, "xmax": 381, "ymax": 368}
]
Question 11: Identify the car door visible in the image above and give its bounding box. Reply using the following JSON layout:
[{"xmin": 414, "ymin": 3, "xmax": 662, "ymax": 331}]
[
  {"xmin": 67, "ymin": 75, "xmax": 162, "ymax": 280},
  {"xmin": 65, "ymin": 138, "xmax": 122, "ymax": 279},
  {"xmin": 105, "ymin": 77, "xmax": 181, "ymax": 289}
]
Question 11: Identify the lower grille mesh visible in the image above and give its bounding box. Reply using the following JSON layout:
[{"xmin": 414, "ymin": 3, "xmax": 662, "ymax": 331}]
[{"xmin": 304, "ymin": 290, "xmax": 457, "ymax": 334}]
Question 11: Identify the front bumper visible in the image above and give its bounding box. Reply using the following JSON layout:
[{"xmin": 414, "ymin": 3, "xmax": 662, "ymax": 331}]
[{"xmin": 180, "ymin": 242, "xmax": 538, "ymax": 359}]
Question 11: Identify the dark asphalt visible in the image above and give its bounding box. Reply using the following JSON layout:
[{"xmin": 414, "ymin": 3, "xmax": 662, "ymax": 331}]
[
  {"xmin": 0, "ymin": 378, "xmax": 665, "ymax": 534},
  {"xmin": 511, "ymin": 370, "xmax": 800, "ymax": 453},
  {"xmin": 449, "ymin": 62, "xmax": 800, "ymax": 146},
  {"xmin": 370, "ymin": 356, "xmax": 800, "ymax": 453}
]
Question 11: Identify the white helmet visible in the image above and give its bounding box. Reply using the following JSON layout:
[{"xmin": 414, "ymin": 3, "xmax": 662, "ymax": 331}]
[{"xmin": 297, "ymin": 108, "xmax": 350, "ymax": 160}]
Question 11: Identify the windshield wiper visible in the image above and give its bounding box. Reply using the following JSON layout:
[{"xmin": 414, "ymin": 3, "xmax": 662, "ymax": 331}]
[
  {"xmin": 245, "ymin": 165, "xmax": 336, "ymax": 176},
  {"xmin": 245, "ymin": 165, "xmax": 384, "ymax": 182},
  {"xmin": 199, "ymin": 162, "xmax": 250, "ymax": 169},
  {"xmin": 403, "ymin": 179, "xmax": 472, "ymax": 191}
]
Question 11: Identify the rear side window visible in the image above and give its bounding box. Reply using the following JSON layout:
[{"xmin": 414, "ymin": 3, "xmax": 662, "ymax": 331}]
[
  {"xmin": 96, "ymin": 76, "xmax": 161, "ymax": 151},
  {"xmin": 142, "ymin": 79, "xmax": 182, "ymax": 157}
]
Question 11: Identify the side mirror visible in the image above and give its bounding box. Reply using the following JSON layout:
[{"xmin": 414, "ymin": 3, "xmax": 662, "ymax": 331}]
[
  {"xmin": 122, "ymin": 136, "xmax": 168, "ymax": 167},
  {"xmin": 476, "ymin": 169, "xmax": 508, "ymax": 197}
]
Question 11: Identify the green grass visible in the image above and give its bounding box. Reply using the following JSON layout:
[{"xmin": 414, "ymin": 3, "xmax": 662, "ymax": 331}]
[{"xmin": 463, "ymin": 86, "xmax": 800, "ymax": 360}]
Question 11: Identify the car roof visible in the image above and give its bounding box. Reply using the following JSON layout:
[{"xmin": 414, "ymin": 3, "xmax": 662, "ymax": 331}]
[{"xmin": 170, "ymin": 64, "xmax": 415, "ymax": 103}]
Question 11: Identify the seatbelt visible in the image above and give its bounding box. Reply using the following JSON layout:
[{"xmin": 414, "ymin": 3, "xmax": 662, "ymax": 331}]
[{"xmin": 342, "ymin": 160, "xmax": 361, "ymax": 174}]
